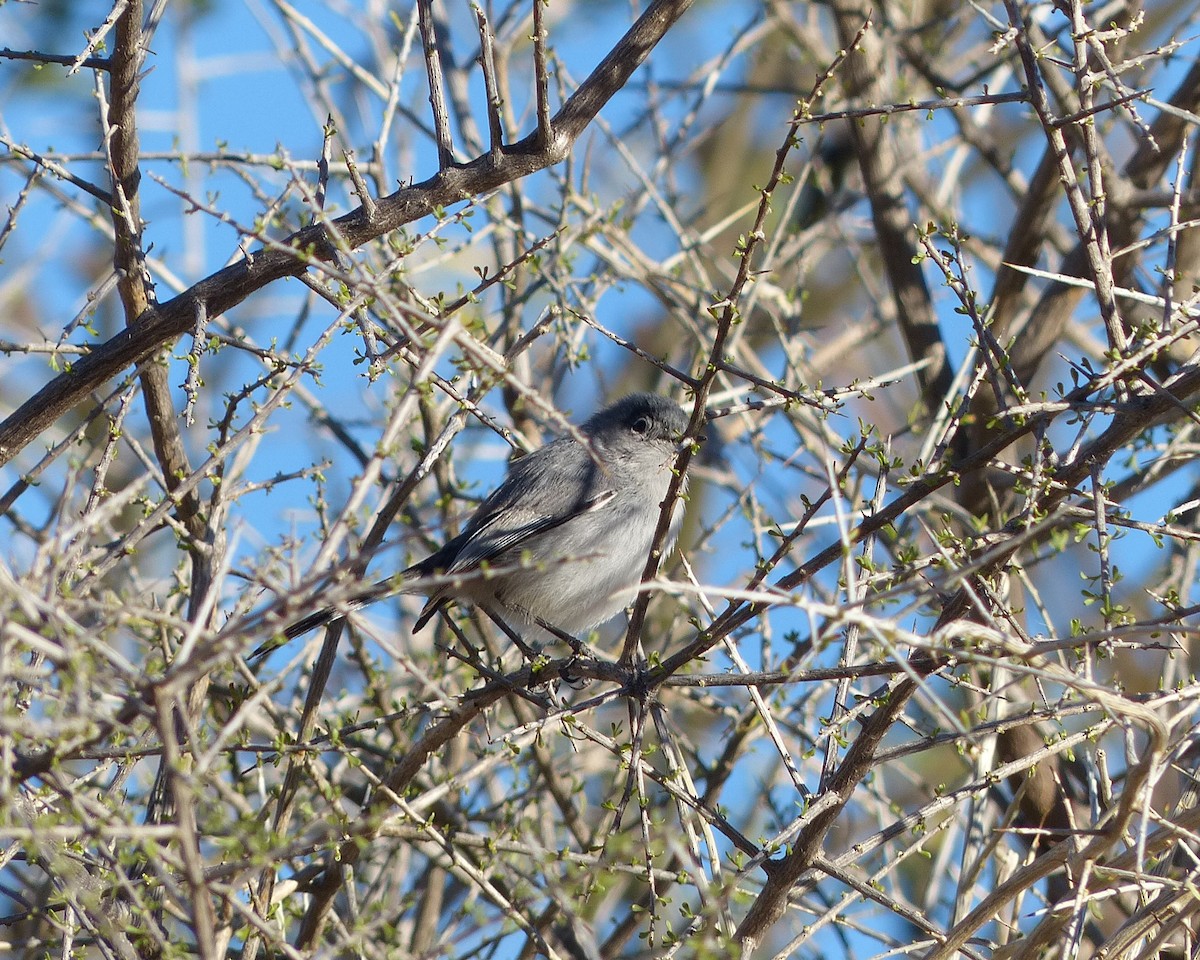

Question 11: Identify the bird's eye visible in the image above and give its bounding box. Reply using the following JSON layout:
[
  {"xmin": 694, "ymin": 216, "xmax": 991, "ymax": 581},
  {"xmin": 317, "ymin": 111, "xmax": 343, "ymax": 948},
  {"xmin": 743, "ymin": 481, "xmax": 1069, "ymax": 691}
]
[{"xmin": 631, "ymin": 415, "xmax": 652, "ymax": 436}]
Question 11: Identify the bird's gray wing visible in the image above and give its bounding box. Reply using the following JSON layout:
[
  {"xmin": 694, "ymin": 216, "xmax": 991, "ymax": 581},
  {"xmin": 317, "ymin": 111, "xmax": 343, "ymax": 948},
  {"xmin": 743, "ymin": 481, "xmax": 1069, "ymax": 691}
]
[
  {"xmin": 418, "ymin": 437, "xmax": 611, "ymax": 576},
  {"xmin": 446, "ymin": 488, "xmax": 615, "ymax": 572},
  {"xmin": 277, "ymin": 434, "xmax": 615, "ymax": 642}
]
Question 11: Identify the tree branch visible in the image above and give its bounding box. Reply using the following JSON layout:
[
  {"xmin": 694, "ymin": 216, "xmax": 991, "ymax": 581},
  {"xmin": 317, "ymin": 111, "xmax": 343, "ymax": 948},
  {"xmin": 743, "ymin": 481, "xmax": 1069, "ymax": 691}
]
[{"xmin": 0, "ymin": 0, "xmax": 695, "ymax": 469}]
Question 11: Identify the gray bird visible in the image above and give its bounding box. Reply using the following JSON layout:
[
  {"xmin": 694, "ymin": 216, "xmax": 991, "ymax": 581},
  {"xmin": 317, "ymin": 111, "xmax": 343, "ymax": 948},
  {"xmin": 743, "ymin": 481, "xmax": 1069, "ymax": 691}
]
[{"xmin": 281, "ymin": 392, "xmax": 691, "ymax": 643}]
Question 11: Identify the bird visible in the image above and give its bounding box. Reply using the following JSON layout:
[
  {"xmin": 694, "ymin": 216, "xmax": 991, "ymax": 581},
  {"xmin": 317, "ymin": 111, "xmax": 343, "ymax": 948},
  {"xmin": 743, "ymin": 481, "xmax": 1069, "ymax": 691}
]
[{"xmin": 278, "ymin": 392, "xmax": 691, "ymax": 645}]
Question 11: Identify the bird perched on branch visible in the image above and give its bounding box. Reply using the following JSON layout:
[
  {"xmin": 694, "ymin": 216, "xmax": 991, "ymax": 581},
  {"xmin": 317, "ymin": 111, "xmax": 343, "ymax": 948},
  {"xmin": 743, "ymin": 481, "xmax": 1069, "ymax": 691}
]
[{"xmin": 279, "ymin": 392, "xmax": 691, "ymax": 645}]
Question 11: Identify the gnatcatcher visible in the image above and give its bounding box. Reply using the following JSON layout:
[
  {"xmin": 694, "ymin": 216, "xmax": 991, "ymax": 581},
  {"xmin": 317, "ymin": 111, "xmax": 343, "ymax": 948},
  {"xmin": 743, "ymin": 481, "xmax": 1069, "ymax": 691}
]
[{"xmin": 282, "ymin": 392, "xmax": 691, "ymax": 642}]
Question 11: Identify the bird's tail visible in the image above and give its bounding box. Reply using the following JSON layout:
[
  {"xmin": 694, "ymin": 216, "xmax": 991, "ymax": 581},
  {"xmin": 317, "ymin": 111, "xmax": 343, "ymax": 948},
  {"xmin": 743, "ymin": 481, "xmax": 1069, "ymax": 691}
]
[{"xmin": 282, "ymin": 579, "xmax": 395, "ymax": 640}]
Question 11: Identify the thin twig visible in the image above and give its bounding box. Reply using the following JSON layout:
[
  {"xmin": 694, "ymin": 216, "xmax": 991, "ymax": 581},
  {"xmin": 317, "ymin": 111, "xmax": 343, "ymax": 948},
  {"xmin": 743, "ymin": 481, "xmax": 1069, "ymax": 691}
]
[
  {"xmin": 0, "ymin": 47, "xmax": 110, "ymax": 71},
  {"xmin": 69, "ymin": 1, "xmax": 127, "ymax": 75},
  {"xmin": 342, "ymin": 148, "xmax": 376, "ymax": 222},
  {"xmin": 474, "ymin": 5, "xmax": 505, "ymax": 160},
  {"xmin": 419, "ymin": 0, "xmax": 455, "ymax": 169},
  {"xmin": 532, "ymin": 0, "xmax": 551, "ymax": 147}
]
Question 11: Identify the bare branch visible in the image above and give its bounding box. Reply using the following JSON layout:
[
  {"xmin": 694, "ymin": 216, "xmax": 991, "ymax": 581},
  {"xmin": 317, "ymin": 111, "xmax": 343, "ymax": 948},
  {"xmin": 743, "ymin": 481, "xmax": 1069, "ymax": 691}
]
[
  {"xmin": 474, "ymin": 5, "xmax": 505, "ymax": 159},
  {"xmin": 419, "ymin": 0, "xmax": 455, "ymax": 169},
  {"xmin": 532, "ymin": 0, "xmax": 551, "ymax": 147}
]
